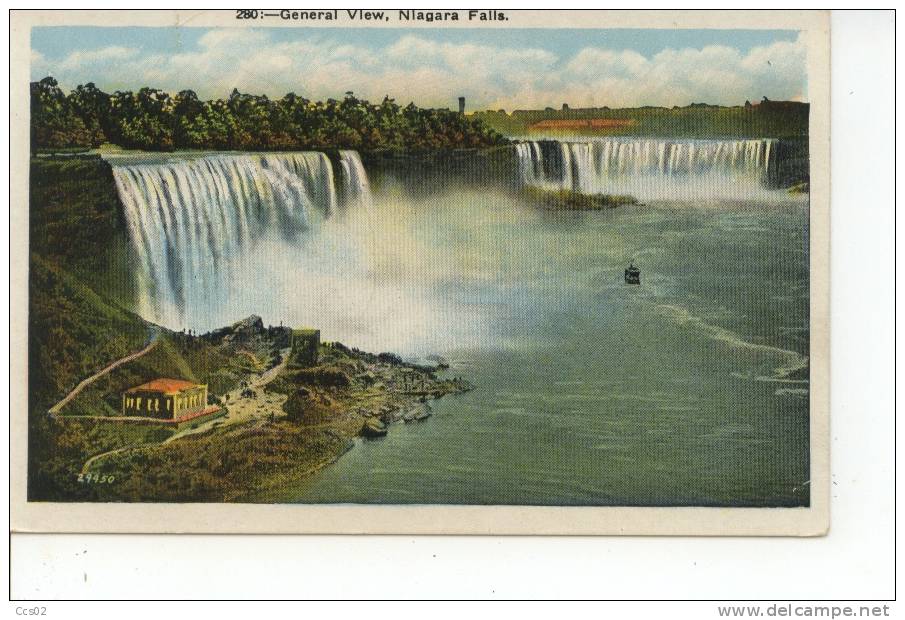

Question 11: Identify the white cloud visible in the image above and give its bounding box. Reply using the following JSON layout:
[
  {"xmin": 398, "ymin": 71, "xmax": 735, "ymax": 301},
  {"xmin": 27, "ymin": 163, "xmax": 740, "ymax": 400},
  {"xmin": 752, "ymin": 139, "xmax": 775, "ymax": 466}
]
[
  {"xmin": 58, "ymin": 46, "xmax": 139, "ymax": 72},
  {"xmin": 33, "ymin": 32, "xmax": 807, "ymax": 109}
]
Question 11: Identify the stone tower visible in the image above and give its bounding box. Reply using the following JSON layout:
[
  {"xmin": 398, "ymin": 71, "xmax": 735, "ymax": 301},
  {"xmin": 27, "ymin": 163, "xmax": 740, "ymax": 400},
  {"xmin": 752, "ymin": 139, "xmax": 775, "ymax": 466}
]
[{"xmin": 458, "ymin": 96, "xmax": 465, "ymax": 114}]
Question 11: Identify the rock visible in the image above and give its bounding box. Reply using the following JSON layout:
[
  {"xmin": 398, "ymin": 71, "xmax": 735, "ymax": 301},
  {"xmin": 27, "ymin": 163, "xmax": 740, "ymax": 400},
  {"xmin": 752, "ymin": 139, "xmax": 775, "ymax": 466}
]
[
  {"xmin": 361, "ymin": 418, "xmax": 388, "ymax": 438},
  {"xmin": 204, "ymin": 314, "xmax": 267, "ymax": 345},
  {"xmin": 233, "ymin": 314, "xmax": 265, "ymax": 333},
  {"xmin": 284, "ymin": 386, "xmax": 337, "ymax": 424},
  {"xmin": 291, "ymin": 365, "xmax": 351, "ymax": 388},
  {"xmin": 403, "ymin": 404, "xmax": 431, "ymax": 423},
  {"xmin": 414, "ymin": 408, "xmax": 432, "ymax": 422}
]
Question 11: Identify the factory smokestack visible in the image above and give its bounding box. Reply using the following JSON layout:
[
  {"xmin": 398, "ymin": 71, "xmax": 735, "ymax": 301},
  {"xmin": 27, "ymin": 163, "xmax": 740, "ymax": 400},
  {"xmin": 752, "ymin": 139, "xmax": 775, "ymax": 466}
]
[{"xmin": 458, "ymin": 96, "xmax": 465, "ymax": 114}]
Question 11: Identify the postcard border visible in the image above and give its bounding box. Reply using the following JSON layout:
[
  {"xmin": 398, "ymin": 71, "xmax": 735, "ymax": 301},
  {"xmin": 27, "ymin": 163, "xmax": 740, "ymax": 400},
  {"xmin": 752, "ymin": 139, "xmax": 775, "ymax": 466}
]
[{"xmin": 10, "ymin": 9, "xmax": 831, "ymax": 536}]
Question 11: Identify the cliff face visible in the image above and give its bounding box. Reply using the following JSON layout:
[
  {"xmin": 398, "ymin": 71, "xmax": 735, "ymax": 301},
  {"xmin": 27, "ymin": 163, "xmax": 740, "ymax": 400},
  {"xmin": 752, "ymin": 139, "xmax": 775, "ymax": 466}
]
[
  {"xmin": 29, "ymin": 157, "xmax": 146, "ymax": 414},
  {"xmin": 361, "ymin": 145, "xmax": 519, "ymax": 194},
  {"xmin": 768, "ymin": 137, "xmax": 810, "ymax": 189},
  {"xmin": 30, "ymin": 156, "xmax": 136, "ymax": 307}
]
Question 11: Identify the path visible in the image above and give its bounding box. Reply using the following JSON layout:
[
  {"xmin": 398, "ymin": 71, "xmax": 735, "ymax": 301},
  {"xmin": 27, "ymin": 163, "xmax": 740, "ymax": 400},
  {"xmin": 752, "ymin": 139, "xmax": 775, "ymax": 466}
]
[
  {"xmin": 48, "ymin": 328, "xmax": 161, "ymax": 416},
  {"xmin": 163, "ymin": 348, "xmax": 292, "ymax": 443},
  {"xmin": 80, "ymin": 347, "xmax": 291, "ymax": 472},
  {"xmin": 81, "ymin": 443, "xmax": 159, "ymax": 475}
]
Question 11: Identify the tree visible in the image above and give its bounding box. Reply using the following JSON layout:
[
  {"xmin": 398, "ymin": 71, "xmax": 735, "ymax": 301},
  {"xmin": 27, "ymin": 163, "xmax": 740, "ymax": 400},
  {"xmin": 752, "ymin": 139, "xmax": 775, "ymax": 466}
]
[
  {"xmin": 30, "ymin": 77, "xmax": 91, "ymax": 150},
  {"xmin": 67, "ymin": 82, "xmax": 110, "ymax": 146},
  {"xmin": 30, "ymin": 76, "xmax": 509, "ymax": 153}
]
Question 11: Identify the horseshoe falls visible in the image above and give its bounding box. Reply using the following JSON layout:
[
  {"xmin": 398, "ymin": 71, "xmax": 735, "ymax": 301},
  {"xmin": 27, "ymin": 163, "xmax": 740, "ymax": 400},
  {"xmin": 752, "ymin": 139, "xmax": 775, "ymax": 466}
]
[
  {"xmin": 110, "ymin": 151, "xmax": 374, "ymax": 332},
  {"xmin": 515, "ymin": 138, "xmax": 777, "ymax": 200}
]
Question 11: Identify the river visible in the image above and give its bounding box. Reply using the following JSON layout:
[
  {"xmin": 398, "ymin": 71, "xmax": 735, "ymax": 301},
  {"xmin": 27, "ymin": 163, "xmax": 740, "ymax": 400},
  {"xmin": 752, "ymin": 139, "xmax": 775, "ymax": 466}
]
[{"xmin": 289, "ymin": 189, "xmax": 810, "ymax": 506}]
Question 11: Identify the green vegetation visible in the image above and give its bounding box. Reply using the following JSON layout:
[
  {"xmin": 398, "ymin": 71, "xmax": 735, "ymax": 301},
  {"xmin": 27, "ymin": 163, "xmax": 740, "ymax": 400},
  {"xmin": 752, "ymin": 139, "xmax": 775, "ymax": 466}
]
[
  {"xmin": 30, "ymin": 76, "xmax": 507, "ymax": 152},
  {"xmin": 29, "ymin": 156, "xmax": 134, "ymax": 304},
  {"xmin": 523, "ymin": 187, "xmax": 639, "ymax": 210},
  {"xmin": 27, "ymin": 255, "xmax": 155, "ymax": 500},
  {"xmin": 473, "ymin": 99, "xmax": 809, "ymax": 139},
  {"xmin": 29, "ymin": 417, "xmax": 176, "ymax": 502},
  {"xmin": 28, "ymin": 255, "xmax": 148, "ymax": 417},
  {"xmin": 85, "ymin": 419, "xmax": 351, "ymax": 502},
  {"xmin": 60, "ymin": 334, "xmax": 251, "ymax": 418},
  {"xmin": 27, "ymin": 156, "xmax": 160, "ymax": 500}
]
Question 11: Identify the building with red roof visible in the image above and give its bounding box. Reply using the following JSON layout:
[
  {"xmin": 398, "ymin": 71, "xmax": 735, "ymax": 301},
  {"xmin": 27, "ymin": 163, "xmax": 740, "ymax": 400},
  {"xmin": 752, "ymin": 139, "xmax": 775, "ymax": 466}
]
[{"xmin": 123, "ymin": 378, "xmax": 209, "ymax": 421}]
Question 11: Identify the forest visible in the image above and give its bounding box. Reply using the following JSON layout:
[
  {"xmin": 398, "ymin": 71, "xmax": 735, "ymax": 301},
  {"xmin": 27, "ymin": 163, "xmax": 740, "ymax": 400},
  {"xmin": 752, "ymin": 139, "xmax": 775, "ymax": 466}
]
[{"xmin": 30, "ymin": 76, "xmax": 507, "ymax": 152}]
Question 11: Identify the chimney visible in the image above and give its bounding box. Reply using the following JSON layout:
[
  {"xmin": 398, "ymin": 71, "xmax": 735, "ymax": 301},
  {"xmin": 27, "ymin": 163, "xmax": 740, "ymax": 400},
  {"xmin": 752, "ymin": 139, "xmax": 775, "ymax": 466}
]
[{"xmin": 458, "ymin": 96, "xmax": 465, "ymax": 114}]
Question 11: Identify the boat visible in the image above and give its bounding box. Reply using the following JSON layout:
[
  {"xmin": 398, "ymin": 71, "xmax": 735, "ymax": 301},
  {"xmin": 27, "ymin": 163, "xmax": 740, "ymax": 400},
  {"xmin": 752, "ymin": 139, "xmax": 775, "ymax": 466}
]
[{"xmin": 624, "ymin": 263, "xmax": 641, "ymax": 285}]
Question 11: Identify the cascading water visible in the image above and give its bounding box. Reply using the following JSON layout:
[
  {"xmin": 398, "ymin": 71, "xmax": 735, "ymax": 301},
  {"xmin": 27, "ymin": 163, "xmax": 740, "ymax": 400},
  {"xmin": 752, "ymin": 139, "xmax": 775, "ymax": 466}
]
[
  {"xmin": 110, "ymin": 151, "xmax": 373, "ymax": 331},
  {"xmin": 515, "ymin": 138, "xmax": 776, "ymax": 199},
  {"xmin": 338, "ymin": 150, "xmax": 374, "ymax": 213}
]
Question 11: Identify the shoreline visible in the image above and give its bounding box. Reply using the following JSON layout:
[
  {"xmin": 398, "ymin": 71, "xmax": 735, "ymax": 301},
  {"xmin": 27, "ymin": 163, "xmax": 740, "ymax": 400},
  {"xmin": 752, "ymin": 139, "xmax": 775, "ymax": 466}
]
[{"xmin": 60, "ymin": 333, "xmax": 472, "ymax": 503}]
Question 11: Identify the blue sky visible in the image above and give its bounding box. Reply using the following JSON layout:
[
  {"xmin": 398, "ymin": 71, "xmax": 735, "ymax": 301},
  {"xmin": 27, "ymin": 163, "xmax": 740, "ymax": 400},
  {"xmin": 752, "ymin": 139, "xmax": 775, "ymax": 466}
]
[{"xmin": 31, "ymin": 27, "xmax": 807, "ymax": 109}]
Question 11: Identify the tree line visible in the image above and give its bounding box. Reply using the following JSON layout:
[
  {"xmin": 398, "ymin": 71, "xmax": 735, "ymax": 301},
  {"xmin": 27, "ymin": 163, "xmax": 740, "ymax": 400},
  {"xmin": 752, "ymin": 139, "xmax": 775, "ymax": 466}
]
[{"xmin": 30, "ymin": 76, "xmax": 507, "ymax": 152}]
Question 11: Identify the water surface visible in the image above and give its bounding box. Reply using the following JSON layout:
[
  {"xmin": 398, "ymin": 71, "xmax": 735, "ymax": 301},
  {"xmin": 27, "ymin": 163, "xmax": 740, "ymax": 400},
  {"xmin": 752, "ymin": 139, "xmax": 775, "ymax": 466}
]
[{"xmin": 290, "ymin": 192, "xmax": 810, "ymax": 506}]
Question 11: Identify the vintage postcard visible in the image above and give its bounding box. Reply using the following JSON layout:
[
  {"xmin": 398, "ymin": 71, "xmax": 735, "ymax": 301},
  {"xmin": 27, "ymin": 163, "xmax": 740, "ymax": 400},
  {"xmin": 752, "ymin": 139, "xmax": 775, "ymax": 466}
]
[{"xmin": 10, "ymin": 9, "xmax": 830, "ymax": 534}]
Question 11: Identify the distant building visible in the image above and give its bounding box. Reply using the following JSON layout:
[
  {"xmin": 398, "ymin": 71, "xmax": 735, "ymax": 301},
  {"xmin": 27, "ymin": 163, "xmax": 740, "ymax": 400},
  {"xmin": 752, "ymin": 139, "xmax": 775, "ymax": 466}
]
[
  {"xmin": 122, "ymin": 378, "xmax": 209, "ymax": 420},
  {"xmin": 290, "ymin": 328, "xmax": 321, "ymax": 366},
  {"xmin": 458, "ymin": 96, "xmax": 466, "ymax": 114}
]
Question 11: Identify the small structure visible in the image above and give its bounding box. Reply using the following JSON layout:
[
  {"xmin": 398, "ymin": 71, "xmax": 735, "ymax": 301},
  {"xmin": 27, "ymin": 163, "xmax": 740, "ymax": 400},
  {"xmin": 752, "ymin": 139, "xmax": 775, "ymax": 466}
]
[
  {"xmin": 122, "ymin": 378, "xmax": 221, "ymax": 426},
  {"xmin": 458, "ymin": 96, "xmax": 466, "ymax": 115},
  {"xmin": 290, "ymin": 328, "xmax": 321, "ymax": 367},
  {"xmin": 624, "ymin": 263, "xmax": 641, "ymax": 285}
]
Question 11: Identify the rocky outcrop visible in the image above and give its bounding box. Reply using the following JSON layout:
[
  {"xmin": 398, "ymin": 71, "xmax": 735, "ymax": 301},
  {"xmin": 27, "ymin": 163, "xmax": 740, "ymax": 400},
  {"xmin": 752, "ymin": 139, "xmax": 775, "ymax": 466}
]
[
  {"xmin": 205, "ymin": 315, "xmax": 265, "ymax": 343},
  {"xmin": 290, "ymin": 365, "xmax": 352, "ymax": 388},
  {"xmin": 361, "ymin": 418, "xmax": 388, "ymax": 438},
  {"xmin": 283, "ymin": 386, "xmax": 338, "ymax": 425},
  {"xmin": 201, "ymin": 315, "xmax": 292, "ymax": 364}
]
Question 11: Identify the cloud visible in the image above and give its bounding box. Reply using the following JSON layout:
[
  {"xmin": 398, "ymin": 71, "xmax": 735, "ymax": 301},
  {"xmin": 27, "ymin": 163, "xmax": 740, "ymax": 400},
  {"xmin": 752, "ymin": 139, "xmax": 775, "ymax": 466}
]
[
  {"xmin": 57, "ymin": 46, "xmax": 139, "ymax": 72},
  {"xmin": 32, "ymin": 31, "xmax": 807, "ymax": 108}
]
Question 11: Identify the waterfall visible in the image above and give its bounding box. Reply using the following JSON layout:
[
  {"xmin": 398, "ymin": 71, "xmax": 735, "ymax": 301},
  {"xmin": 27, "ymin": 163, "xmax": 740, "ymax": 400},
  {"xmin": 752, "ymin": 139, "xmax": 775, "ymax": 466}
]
[
  {"xmin": 110, "ymin": 151, "xmax": 373, "ymax": 331},
  {"xmin": 338, "ymin": 150, "xmax": 373, "ymax": 213},
  {"xmin": 516, "ymin": 138, "xmax": 776, "ymax": 199}
]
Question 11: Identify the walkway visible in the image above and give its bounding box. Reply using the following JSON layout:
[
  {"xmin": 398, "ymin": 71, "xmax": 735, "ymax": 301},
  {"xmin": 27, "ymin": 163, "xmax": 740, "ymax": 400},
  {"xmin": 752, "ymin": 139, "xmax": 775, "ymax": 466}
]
[
  {"xmin": 162, "ymin": 348, "xmax": 292, "ymax": 443},
  {"xmin": 48, "ymin": 328, "xmax": 161, "ymax": 416}
]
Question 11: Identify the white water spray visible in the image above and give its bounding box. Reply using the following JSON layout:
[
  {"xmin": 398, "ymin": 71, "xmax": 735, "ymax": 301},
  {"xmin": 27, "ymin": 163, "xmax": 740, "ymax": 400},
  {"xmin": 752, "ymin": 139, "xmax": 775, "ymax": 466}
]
[{"xmin": 110, "ymin": 151, "xmax": 372, "ymax": 331}]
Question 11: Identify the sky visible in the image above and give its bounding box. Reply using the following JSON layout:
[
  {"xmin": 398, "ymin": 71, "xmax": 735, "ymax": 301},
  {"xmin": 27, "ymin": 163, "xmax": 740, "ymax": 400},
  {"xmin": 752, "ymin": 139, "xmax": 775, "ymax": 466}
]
[{"xmin": 31, "ymin": 27, "xmax": 808, "ymax": 110}]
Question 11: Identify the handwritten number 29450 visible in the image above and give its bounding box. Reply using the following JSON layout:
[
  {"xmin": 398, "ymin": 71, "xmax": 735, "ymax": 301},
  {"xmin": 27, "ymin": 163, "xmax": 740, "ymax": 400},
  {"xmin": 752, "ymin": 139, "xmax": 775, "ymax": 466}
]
[{"xmin": 77, "ymin": 473, "xmax": 115, "ymax": 484}]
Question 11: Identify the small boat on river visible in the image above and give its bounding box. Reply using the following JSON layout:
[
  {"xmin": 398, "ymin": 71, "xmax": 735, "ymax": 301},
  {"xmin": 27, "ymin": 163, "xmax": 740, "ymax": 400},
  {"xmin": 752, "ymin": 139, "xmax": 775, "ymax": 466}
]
[{"xmin": 624, "ymin": 263, "xmax": 641, "ymax": 285}]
